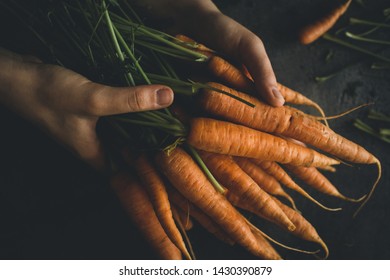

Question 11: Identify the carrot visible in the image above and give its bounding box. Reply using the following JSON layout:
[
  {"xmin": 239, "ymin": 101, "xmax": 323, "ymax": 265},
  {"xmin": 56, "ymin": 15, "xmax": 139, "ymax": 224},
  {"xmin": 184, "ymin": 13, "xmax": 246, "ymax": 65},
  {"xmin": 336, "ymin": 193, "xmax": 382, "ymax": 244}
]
[
  {"xmin": 247, "ymin": 225, "xmax": 282, "ymax": 260},
  {"xmin": 155, "ymin": 147, "xmax": 274, "ymax": 259},
  {"xmin": 318, "ymin": 165, "xmax": 337, "ymax": 172},
  {"xmin": 110, "ymin": 171, "xmax": 182, "ymax": 260},
  {"xmin": 187, "ymin": 117, "xmax": 340, "ymax": 167},
  {"xmin": 134, "ymin": 154, "xmax": 192, "ymax": 259},
  {"xmin": 276, "ymin": 83, "xmax": 328, "ymax": 126},
  {"xmin": 170, "ymin": 206, "xmax": 195, "ymax": 259},
  {"xmin": 273, "ymin": 198, "xmax": 329, "ymax": 259},
  {"xmin": 208, "ymin": 55, "xmax": 328, "ymax": 118},
  {"xmin": 298, "ymin": 0, "xmax": 352, "ymax": 45},
  {"xmin": 168, "ymin": 186, "xmax": 235, "ymax": 246},
  {"xmin": 175, "ymin": 34, "xmax": 215, "ymax": 57},
  {"xmin": 251, "ymin": 159, "xmax": 342, "ymax": 211},
  {"xmin": 199, "ymin": 82, "xmax": 378, "ymax": 166},
  {"xmin": 285, "ymin": 164, "xmax": 366, "ymax": 203},
  {"xmin": 207, "ymin": 55, "xmax": 255, "ymax": 93},
  {"xmin": 233, "ymin": 157, "xmax": 298, "ymax": 210},
  {"xmin": 198, "ymin": 150, "xmax": 296, "ymax": 231},
  {"xmin": 172, "ymin": 203, "xmax": 193, "ymax": 231}
]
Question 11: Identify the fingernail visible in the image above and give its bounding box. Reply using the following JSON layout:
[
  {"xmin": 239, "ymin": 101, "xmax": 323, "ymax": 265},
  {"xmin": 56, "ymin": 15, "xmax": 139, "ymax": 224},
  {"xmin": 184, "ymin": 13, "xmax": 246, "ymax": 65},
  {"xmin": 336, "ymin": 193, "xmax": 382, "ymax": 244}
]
[
  {"xmin": 272, "ymin": 87, "xmax": 284, "ymax": 100},
  {"xmin": 157, "ymin": 88, "xmax": 173, "ymax": 106},
  {"xmin": 271, "ymin": 87, "xmax": 285, "ymax": 104}
]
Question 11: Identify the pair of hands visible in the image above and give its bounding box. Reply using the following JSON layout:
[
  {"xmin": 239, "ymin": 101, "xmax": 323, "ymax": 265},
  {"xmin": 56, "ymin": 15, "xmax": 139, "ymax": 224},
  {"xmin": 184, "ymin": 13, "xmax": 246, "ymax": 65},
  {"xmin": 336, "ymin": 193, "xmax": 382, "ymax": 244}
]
[{"xmin": 0, "ymin": 0, "xmax": 284, "ymax": 170}]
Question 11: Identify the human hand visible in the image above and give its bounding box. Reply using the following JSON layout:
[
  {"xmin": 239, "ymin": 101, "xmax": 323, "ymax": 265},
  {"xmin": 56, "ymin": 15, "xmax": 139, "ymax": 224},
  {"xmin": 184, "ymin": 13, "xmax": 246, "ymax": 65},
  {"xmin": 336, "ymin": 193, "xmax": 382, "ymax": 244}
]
[
  {"xmin": 136, "ymin": 0, "xmax": 285, "ymax": 107},
  {"xmin": 0, "ymin": 49, "xmax": 174, "ymax": 170}
]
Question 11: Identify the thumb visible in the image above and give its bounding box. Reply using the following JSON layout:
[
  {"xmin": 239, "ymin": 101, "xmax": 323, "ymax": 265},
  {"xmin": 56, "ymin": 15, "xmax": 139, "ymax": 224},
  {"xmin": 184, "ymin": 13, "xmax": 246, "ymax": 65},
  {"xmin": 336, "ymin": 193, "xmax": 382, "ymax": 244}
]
[{"xmin": 85, "ymin": 84, "xmax": 174, "ymax": 116}]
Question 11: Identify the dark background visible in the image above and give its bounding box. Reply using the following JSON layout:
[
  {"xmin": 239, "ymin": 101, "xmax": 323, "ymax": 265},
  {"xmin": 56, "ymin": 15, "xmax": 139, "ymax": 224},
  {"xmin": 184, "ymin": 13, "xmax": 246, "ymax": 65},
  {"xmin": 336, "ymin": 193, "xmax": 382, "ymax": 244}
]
[{"xmin": 0, "ymin": 0, "xmax": 389, "ymax": 260}]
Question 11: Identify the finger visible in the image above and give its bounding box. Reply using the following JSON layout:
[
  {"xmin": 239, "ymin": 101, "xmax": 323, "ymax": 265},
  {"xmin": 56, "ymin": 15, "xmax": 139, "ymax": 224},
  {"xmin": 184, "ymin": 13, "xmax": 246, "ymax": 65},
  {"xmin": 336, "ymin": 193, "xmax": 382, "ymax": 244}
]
[
  {"xmin": 22, "ymin": 55, "xmax": 43, "ymax": 64},
  {"xmin": 237, "ymin": 33, "xmax": 285, "ymax": 107},
  {"xmin": 83, "ymin": 84, "xmax": 174, "ymax": 116},
  {"xmin": 181, "ymin": 11, "xmax": 284, "ymax": 106}
]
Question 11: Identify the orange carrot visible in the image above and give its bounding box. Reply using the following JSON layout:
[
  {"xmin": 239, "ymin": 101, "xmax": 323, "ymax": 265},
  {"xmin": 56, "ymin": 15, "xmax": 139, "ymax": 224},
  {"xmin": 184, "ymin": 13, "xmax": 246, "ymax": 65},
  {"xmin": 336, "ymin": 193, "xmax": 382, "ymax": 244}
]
[
  {"xmin": 199, "ymin": 82, "xmax": 378, "ymax": 166},
  {"xmin": 175, "ymin": 34, "xmax": 215, "ymax": 54},
  {"xmin": 155, "ymin": 147, "xmax": 273, "ymax": 259},
  {"xmin": 175, "ymin": 34, "xmax": 215, "ymax": 57},
  {"xmin": 198, "ymin": 150, "xmax": 296, "ymax": 231},
  {"xmin": 285, "ymin": 164, "xmax": 366, "ymax": 202},
  {"xmin": 187, "ymin": 117, "xmax": 340, "ymax": 167},
  {"xmin": 208, "ymin": 55, "xmax": 327, "ymax": 118},
  {"xmin": 247, "ymin": 225, "xmax": 282, "ymax": 260},
  {"xmin": 135, "ymin": 154, "xmax": 191, "ymax": 259},
  {"xmin": 318, "ymin": 165, "xmax": 337, "ymax": 172},
  {"xmin": 273, "ymin": 198, "xmax": 329, "ymax": 259},
  {"xmin": 168, "ymin": 186, "xmax": 235, "ymax": 245},
  {"xmin": 298, "ymin": 0, "xmax": 352, "ymax": 45},
  {"xmin": 251, "ymin": 159, "xmax": 342, "ymax": 211},
  {"xmin": 110, "ymin": 171, "xmax": 182, "ymax": 260},
  {"xmin": 276, "ymin": 83, "xmax": 328, "ymax": 126},
  {"xmin": 233, "ymin": 157, "xmax": 297, "ymax": 210},
  {"xmin": 172, "ymin": 203, "xmax": 193, "ymax": 231},
  {"xmin": 207, "ymin": 55, "xmax": 255, "ymax": 92}
]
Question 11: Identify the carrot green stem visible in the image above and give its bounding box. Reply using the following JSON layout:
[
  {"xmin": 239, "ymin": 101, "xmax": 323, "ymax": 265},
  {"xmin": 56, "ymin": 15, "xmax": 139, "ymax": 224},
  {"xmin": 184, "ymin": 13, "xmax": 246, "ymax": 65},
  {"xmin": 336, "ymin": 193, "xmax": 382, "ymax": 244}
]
[
  {"xmin": 113, "ymin": 25, "xmax": 151, "ymax": 84},
  {"xmin": 323, "ymin": 33, "xmax": 390, "ymax": 64},
  {"xmin": 345, "ymin": 32, "xmax": 390, "ymax": 46},
  {"xmin": 103, "ymin": 1, "xmax": 135, "ymax": 86},
  {"xmin": 349, "ymin": 17, "xmax": 390, "ymax": 28},
  {"xmin": 112, "ymin": 21, "xmax": 208, "ymax": 61},
  {"xmin": 139, "ymin": 29, "xmax": 208, "ymax": 61},
  {"xmin": 380, "ymin": 128, "xmax": 390, "ymax": 136},
  {"xmin": 354, "ymin": 119, "xmax": 390, "ymax": 144},
  {"xmin": 186, "ymin": 145, "xmax": 226, "ymax": 194},
  {"xmin": 315, "ymin": 60, "xmax": 358, "ymax": 83},
  {"xmin": 368, "ymin": 110, "xmax": 390, "ymax": 122},
  {"xmin": 371, "ymin": 62, "xmax": 390, "ymax": 69},
  {"xmin": 112, "ymin": 117, "xmax": 187, "ymax": 137}
]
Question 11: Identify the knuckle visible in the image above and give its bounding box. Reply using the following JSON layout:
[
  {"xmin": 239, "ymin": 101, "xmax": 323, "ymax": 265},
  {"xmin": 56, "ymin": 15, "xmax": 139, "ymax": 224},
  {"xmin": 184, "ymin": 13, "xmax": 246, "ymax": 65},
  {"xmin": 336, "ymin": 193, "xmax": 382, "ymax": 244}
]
[
  {"xmin": 241, "ymin": 33, "xmax": 265, "ymax": 53},
  {"xmin": 127, "ymin": 87, "xmax": 144, "ymax": 111},
  {"xmin": 127, "ymin": 86, "xmax": 154, "ymax": 112},
  {"xmin": 85, "ymin": 89, "xmax": 105, "ymax": 115}
]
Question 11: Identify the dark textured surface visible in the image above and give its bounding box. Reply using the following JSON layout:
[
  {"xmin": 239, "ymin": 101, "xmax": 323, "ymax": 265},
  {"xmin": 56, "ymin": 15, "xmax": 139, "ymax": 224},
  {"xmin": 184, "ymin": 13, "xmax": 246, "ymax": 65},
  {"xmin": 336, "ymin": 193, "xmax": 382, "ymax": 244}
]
[{"xmin": 0, "ymin": 0, "xmax": 389, "ymax": 260}]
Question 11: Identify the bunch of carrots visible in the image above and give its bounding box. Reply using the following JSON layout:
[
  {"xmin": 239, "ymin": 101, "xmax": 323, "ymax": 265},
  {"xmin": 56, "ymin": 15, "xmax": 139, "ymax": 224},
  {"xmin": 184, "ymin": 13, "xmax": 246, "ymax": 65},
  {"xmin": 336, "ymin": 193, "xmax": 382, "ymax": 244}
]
[
  {"xmin": 108, "ymin": 33, "xmax": 381, "ymax": 259},
  {"xmin": 5, "ymin": 0, "xmax": 382, "ymax": 260}
]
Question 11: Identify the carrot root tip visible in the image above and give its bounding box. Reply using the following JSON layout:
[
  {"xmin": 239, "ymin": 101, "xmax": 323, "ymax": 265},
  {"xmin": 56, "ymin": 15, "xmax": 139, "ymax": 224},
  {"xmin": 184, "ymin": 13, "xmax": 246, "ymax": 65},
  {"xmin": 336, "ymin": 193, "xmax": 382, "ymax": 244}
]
[{"xmin": 353, "ymin": 159, "xmax": 382, "ymax": 218}]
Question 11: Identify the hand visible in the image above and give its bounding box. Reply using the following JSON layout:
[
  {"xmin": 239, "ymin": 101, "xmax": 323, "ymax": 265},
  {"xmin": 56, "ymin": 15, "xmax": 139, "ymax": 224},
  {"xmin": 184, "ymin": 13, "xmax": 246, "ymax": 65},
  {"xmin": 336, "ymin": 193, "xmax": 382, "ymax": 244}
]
[
  {"xmin": 0, "ymin": 49, "xmax": 174, "ymax": 170},
  {"xmin": 137, "ymin": 0, "xmax": 285, "ymax": 107}
]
